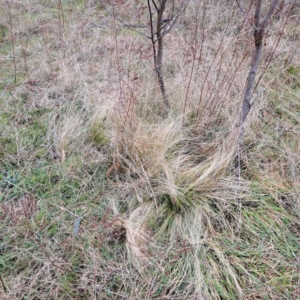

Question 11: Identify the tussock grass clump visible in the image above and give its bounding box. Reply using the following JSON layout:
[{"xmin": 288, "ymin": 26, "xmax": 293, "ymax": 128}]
[{"xmin": 0, "ymin": 1, "xmax": 299, "ymax": 299}]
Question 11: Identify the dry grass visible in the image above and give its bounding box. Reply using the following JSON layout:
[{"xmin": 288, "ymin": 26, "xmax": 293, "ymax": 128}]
[{"xmin": 0, "ymin": 0, "xmax": 299, "ymax": 299}]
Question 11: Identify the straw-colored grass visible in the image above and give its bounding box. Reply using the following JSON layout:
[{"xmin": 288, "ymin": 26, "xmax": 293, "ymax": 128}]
[{"xmin": 0, "ymin": 1, "xmax": 299, "ymax": 299}]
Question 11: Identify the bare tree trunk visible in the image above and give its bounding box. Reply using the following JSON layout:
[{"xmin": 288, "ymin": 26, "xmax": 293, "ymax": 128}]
[
  {"xmin": 239, "ymin": 0, "xmax": 280, "ymax": 143},
  {"xmin": 155, "ymin": 0, "xmax": 169, "ymax": 108},
  {"xmin": 108, "ymin": 0, "xmax": 187, "ymax": 110}
]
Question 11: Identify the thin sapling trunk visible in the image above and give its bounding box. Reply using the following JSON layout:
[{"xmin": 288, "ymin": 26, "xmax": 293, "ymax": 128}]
[{"xmin": 239, "ymin": 0, "xmax": 280, "ymax": 144}]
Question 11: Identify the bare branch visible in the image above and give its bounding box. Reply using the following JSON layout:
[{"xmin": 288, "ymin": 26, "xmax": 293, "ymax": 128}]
[
  {"xmin": 102, "ymin": 5, "xmax": 151, "ymax": 39},
  {"xmin": 261, "ymin": 0, "xmax": 281, "ymax": 29},
  {"xmin": 151, "ymin": 0, "xmax": 159, "ymax": 12},
  {"xmin": 235, "ymin": 0, "xmax": 258, "ymax": 29},
  {"xmin": 153, "ymin": 0, "xmax": 190, "ymax": 42}
]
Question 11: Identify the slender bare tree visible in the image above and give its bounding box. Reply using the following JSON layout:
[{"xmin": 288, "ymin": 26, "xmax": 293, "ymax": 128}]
[
  {"xmin": 238, "ymin": 0, "xmax": 280, "ymax": 144},
  {"xmin": 103, "ymin": 1, "xmax": 188, "ymax": 109},
  {"xmin": 148, "ymin": 0, "xmax": 169, "ymax": 108},
  {"xmin": 147, "ymin": 0, "xmax": 189, "ymax": 108}
]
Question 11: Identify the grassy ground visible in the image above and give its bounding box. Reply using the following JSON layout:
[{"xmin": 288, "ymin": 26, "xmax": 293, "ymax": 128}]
[{"xmin": 0, "ymin": 1, "xmax": 299, "ymax": 299}]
